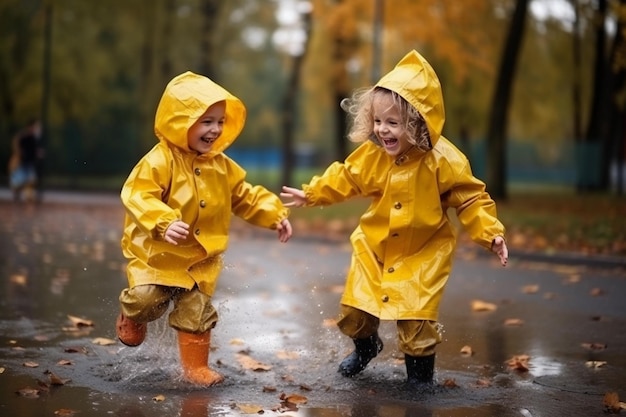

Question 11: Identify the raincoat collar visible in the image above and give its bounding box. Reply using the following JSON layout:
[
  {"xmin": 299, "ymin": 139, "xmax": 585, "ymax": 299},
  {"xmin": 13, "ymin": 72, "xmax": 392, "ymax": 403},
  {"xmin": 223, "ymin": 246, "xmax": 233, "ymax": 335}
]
[
  {"xmin": 375, "ymin": 50, "xmax": 445, "ymax": 148},
  {"xmin": 154, "ymin": 71, "xmax": 246, "ymax": 156}
]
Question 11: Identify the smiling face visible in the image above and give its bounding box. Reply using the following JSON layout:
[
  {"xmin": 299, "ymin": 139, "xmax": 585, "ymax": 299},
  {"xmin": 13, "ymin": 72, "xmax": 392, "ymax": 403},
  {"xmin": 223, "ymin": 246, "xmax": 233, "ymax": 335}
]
[
  {"xmin": 372, "ymin": 92, "xmax": 413, "ymax": 157},
  {"xmin": 187, "ymin": 101, "xmax": 226, "ymax": 154}
]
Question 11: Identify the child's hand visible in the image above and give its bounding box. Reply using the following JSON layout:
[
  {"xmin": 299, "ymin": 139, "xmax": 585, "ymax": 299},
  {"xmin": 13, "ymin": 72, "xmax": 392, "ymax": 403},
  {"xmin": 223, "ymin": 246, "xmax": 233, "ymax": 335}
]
[
  {"xmin": 276, "ymin": 218, "xmax": 293, "ymax": 243},
  {"xmin": 165, "ymin": 220, "xmax": 189, "ymax": 245},
  {"xmin": 280, "ymin": 186, "xmax": 307, "ymax": 208},
  {"xmin": 491, "ymin": 236, "xmax": 508, "ymax": 266}
]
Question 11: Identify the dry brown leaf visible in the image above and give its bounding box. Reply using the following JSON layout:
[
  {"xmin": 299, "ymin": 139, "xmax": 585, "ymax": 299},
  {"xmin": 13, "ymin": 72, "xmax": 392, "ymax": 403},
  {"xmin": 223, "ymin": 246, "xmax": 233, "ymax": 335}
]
[
  {"xmin": 229, "ymin": 338, "xmax": 246, "ymax": 346},
  {"xmin": 67, "ymin": 315, "xmax": 94, "ymax": 327},
  {"xmin": 152, "ymin": 394, "xmax": 166, "ymax": 402},
  {"xmin": 504, "ymin": 318, "xmax": 524, "ymax": 326},
  {"xmin": 471, "ymin": 300, "xmax": 497, "ymax": 312},
  {"xmin": 10, "ymin": 274, "xmax": 28, "ymax": 286},
  {"xmin": 581, "ymin": 342, "xmax": 607, "ymax": 351},
  {"xmin": 54, "ymin": 409, "xmax": 79, "ymax": 416},
  {"xmin": 45, "ymin": 370, "xmax": 71, "ymax": 385},
  {"xmin": 603, "ymin": 392, "xmax": 626, "ymax": 414},
  {"xmin": 23, "ymin": 361, "xmax": 39, "ymax": 368},
  {"xmin": 460, "ymin": 345, "xmax": 474, "ymax": 356},
  {"xmin": 91, "ymin": 337, "xmax": 116, "ymax": 346},
  {"xmin": 0, "ymin": 367, "xmax": 5, "ymax": 374},
  {"xmin": 276, "ymin": 350, "xmax": 299, "ymax": 360},
  {"xmin": 506, "ymin": 355, "xmax": 530, "ymax": 372},
  {"xmin": 590, "ymin": 288, "xmax": 605, "ymax": 297},
  {"xmin": 263, "ymin": 386, "xmax": 277, "ymax": 392},
  {"xmin": 57, "ymin": 360, "xmax": 72, "ymax": 366},
  {"xmin": 442, "ymin": 378, "xmax": 459, "ymax": 388},
  {"xmin": 237, "ymin": 404, "xmax": 264, "ymax": 414},
  {"xmin": 475, "ymin": 378, "xmax": 492, "ymax": 387},
  {"xmin": 281, "ymin": 393, "xmax": 308, "ymax": 405},
  {"xmin": 236, "ymin": 353, "xmax": 272, "ymax": 371},
  {"xmin": 15, "ymin": 387, "xmax": 40, "ymax": 398},
  {"xmin": 64, "ymin": 346, "xmax": 88, "ymax": 354},
  {"xmin": 521, "ymin": 284, "xmax": 539, "ymax": 294},
  {"xmin": 585, "ymin": 361, "xmax": 607, "ymax": 369}
]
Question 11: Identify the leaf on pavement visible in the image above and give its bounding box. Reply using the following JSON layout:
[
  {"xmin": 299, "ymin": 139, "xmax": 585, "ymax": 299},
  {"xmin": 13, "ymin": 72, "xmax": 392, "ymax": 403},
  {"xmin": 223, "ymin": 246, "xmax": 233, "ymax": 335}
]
[
  {"xmin": 54, "ymin": 409, "xmax": 79, "ymax": 416},
  {"xmin": 45, "ymin": 370, "xmax": 71, "ymax": 385},
  {"xmin": 276, "ymin": 350, "xmax": 299, "ymax": 360},
  {"xmin": 585, "ymin": 361, "xmax": 607, "ymax": 369},
  {"xmin": 92, "ymin": 337, "xmax": 116, "ymax": 346},
  {"xmin": 152, "ymin": 394, "xmax": 166, "ymax": 402},
  {"xmin": 67, "ymin": 315, "xmax": 94, "ymax": 327},
  {"xmin": 280, "ymin": 392, "xmax": 308, "ymax": 405},
  {"xmin": 506, "ymin": 355, "xmax": 530, "ymax": 372},
  {"xmin": 581, "ymin": 342, "xmax": 607, "ymax": 351},
  {"xmin": 237, "ymin": 404, "xmax": 264, "ymax": 414},
  {"xmin": 23, "ymin": 361, "xmax": 39, "ymax": 368},
  {"xmin": 471, "ymin": 300, "xmax": 497, "ymax": 312},
  {"xmin": 521, "ymin": 284, "xmax": 539, "ymax": 294},
  {"xmin": 460, "ymin": 345, "xmax": 474, "ymax": 356},
  {"xmin": 603, "ymin": 392, "xmax": 626, "ymax": 414},
  {"xmin": 589, "ymin": 287, "xmax": 605, "ymax": 296},
  {"xmin": 503, "ymin": 318, "xmax": 524, "ymax": 326},
  {"xmin": 236, "ymin": 353, "xmax": 272, "ymax": 371},
  {"xmin": 10, "ymin": 273, "xmax": 28, "ymax": 286},
  {"xmin": 15, "ymin": 386, "xmax": 41, "ymax": 398}
]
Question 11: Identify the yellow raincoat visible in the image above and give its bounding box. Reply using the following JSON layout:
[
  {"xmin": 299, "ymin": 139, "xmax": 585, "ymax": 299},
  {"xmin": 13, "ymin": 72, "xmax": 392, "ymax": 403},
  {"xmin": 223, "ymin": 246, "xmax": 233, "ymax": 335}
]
[
  {"xmin": 303, "ymin": 51, "xmax": 505, "ymax": 321},
  {"xmin": 121, "ymin": 72, "xmax": 289, "ymax": 296}
]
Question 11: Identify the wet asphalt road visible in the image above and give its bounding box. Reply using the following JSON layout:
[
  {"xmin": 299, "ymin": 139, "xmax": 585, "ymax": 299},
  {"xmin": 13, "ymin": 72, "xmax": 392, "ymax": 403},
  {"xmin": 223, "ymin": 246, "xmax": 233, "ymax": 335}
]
[{"xmin": 0, "ymin": 189, "xmax": 625, "ymax": 417}]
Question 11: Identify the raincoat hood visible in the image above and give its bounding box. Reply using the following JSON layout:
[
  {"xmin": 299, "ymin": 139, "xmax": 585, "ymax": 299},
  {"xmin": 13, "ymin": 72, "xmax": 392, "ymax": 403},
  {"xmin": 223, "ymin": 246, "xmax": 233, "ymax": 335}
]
[
  {"xmin": 154, "ymin": 71, "xmax": 246, "ymax": 155},
  {"xmin": 376, "ymin": 50, "xmax": 445, "ymax": 147}
]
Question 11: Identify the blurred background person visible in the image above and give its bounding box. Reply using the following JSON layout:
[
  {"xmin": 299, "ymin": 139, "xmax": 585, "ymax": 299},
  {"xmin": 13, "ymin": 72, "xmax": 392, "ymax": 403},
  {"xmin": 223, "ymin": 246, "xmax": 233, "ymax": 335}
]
[{"xmin": 7, "ymin": 119, "xmax": 43, "ymax": 203}]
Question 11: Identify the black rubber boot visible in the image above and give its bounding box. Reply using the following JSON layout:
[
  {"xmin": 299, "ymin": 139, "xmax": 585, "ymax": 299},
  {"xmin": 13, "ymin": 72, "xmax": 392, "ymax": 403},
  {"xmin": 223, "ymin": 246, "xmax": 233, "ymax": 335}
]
[
  {"xmin": 405, "ymin": 353, "xmax": 435, "ymax": 385},
  {"xmin": 338, "ymin": 333, "xmax": 384, "ymax": 377}
]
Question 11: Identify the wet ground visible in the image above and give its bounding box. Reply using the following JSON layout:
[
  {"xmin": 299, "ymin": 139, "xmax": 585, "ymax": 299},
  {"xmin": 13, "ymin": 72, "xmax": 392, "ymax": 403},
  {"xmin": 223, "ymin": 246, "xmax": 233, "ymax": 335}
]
[{"xmin": 0, "ymin": 190, "xmax": 625, "ymax": 417}]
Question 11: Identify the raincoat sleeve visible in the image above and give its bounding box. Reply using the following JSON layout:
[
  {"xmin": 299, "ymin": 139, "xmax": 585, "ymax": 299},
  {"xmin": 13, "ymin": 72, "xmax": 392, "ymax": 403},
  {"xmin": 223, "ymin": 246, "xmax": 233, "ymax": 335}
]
[
  {"xmin": 303, "ymin": 141, "xmax": 380, "ymax": 206},
  {"xmin": 439, "ymin": 156, "xmax": 505, "ymax": 250},
  {"xmin": 226, "ymin": 157, "xmax": 289, "ymax": 229},
  {"xmin": 120, "ymin": 146, "xmax": 182, "ymax": 240}
]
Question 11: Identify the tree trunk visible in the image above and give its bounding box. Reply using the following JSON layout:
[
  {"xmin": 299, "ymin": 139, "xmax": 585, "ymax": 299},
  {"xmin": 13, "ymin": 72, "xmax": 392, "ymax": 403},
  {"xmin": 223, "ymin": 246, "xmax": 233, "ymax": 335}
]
[
  {"xmin": 281, "ymin": 9, "xmax": 312, "ymax": 188},
  {"xmin": 485, "ymin": 0, "xmax": 529, "ymax": 200},
  {"xmin": 607, "ymin": 0, "xmax": 626, "ymax": 194},
  {"xmin": 570, "ymin": 0, "xmax": 583, "ymax": 142},
  {"xmin": 581, "ymin": 0, "xmax": 609, "ymax": 191},
  {"xmin": 198, "ymin": 0, "xmax": 221, "ymax": 79}
]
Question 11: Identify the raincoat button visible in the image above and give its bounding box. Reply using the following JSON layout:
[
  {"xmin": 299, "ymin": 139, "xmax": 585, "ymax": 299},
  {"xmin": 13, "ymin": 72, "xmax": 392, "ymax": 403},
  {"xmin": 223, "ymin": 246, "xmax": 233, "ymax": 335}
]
[
  {"xmin": 199, "ymin": 200, "xmax": 206, "ymax": 208},
  {"xmin": 387, "ymin": 267, "xmax": 395, "ymax": 273},
  {"xmin": 194, "ymin": 168, "xmax": 201, "ymax": 176},
  {"xmin": 194, "ymin": 229, "xmax": 200, "ymax": 235},
  {"xmin": 381, "ymin": 295, "xmax": 389, "ymax": 302},
  {"xmin": 394, "ymin": 202, "xmax": 402, "ymax": 209}
]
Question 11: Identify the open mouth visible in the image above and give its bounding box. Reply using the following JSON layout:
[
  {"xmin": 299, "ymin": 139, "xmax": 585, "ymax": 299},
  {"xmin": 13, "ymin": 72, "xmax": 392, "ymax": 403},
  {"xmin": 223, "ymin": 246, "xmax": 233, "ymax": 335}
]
[
  {"xmin": 201, "ymin": 137, "xmax": 217, "ymax": 145},
  {"xmin": 382, "ymin": 138, "xmax": 398, "ymax": 147}
]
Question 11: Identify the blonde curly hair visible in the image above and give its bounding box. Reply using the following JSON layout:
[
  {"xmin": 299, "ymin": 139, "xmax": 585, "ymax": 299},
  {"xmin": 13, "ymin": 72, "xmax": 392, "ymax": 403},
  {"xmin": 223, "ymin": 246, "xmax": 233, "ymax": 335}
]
[{"xmin": 340, "ymin": 86, "xmax": 432, "ymax": 152}]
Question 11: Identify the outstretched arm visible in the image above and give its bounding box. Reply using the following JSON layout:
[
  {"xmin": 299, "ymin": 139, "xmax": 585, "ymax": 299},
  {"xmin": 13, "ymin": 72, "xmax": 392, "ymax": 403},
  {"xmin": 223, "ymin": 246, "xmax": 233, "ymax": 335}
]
[
  {"xmin": 491, "ymin": 236, "xmax": 508, "ymax": 266},
  {"xmin": 275, "ymin": 218, "xmax": 293, "ymax": 243},
  {"xmin": 280, "ymin": 186, "xmax": 307, "ymax": 208}
]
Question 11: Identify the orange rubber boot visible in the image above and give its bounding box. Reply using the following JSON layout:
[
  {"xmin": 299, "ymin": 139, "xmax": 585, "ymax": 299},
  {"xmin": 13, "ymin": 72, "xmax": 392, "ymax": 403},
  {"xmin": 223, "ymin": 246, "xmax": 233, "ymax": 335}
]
[
  {"xmin": 116, "ymin": 313, "xmax": 147, "ymax": 347},
  {"xmin": 177, "ymin": 331, "xmax": 224, "ymax": 386}
]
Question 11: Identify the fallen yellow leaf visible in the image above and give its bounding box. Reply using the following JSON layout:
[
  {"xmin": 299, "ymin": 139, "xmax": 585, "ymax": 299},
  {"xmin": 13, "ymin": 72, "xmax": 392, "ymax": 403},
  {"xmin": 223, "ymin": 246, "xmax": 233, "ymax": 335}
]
[
  {"xmin": 471, "ymin": 300, "xmax": 497, "ymax": 312},
  {"xmin": 92, "ymin": 337, "xmax": 116, "ymax": 346},
  {"xmin": 236, "ymin": 353, "xmax": 272, "ymax": 371}
]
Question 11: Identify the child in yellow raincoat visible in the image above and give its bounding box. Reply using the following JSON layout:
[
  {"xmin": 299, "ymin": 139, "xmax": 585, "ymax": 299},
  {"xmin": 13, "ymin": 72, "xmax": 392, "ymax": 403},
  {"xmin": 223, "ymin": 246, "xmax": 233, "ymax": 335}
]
[
  {"xmin": 117, "ymin": 71, "xmax": 292, "ymax": 386},
  {"xmin": 281, "ymin": 50, "xmax": 508, "ymax": 385}
]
